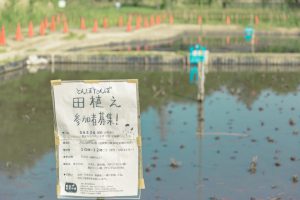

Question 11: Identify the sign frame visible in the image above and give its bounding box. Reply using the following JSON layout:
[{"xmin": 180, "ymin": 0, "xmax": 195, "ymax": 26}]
[{"xmin": 51, "ymin": 79, "xmax": 145, "ymax": 199}]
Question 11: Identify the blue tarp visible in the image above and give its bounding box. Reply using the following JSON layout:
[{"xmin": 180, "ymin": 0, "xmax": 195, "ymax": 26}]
[
  {"xmin": 244, "ymin": 27, "xmax": 254, "ymax": 42},
  {"xmin": 189, "ymin": 44, "xmax": 206, "ymax": 64}
]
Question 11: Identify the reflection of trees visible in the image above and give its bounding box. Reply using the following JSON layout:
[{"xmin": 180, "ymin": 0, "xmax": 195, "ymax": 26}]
[
  {"xmin": 0, "ymin": 70, "xmax": 300, "ymax": 175},
  {"xmin": 158, "ymin": 105, "xmax": 168, "ymax": 140},
  {"xmin": 0, "ymin": 73, "xmax": 54, "ymax": 176},
  {"xmin": 0, "ymin": 70, "xmax": 193, "ymax": 176},
  {"xmin": 205, "ymin": 72, "xmax": 300, "ymax": 109}
]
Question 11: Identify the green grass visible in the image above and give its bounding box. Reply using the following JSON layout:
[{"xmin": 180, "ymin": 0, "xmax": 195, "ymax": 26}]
[
  {"xmin": 171, "ymin": 8, "xmax": 300, "ymax": 28},
  {"xmin": 0, "ymin": 48, "xmax": 6, "ymax": 53},
  {"xmin": 0, "ymin": 0, "xmax": 299, "ymax": 37},
  {"xmin": 0, "ymin": 56, "xmax": 23, "ymax": 65},
  {"xmin": 62, "ymin": 32, "xmax": 86, "ymax": 40},
  {"xmin": 27, "ymin": 48, "xmax": 37, "ymax": 52}
]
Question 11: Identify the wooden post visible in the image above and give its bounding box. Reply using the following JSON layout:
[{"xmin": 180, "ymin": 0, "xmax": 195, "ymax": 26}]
[
  {"xmin": 196, "ymin": 99, "xmax": 204, "ymax": 137},
  {"xmin": 196, "ymin": 80, "xmax": 204, "ymax": 197},
  {"xmin": 197, "ymin": 62, "xmax": 205, "ymax": 102}
]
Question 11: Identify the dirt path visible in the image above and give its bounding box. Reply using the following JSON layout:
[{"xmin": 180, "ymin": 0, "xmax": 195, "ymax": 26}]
[{"xmin": 0, "ymin": 24, "xmax": 299, "ymax": 63}]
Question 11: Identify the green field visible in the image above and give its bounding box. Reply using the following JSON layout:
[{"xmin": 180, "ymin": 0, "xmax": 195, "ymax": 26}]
[{"xmin": 0, "ymin": 0, "xmax": 299, "ymax": 36}]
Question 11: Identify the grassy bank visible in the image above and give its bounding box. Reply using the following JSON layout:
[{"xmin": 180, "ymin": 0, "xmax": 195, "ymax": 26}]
[{"xmin": 0, "ymin": 0, "xmax": 299, "ymax": 37}]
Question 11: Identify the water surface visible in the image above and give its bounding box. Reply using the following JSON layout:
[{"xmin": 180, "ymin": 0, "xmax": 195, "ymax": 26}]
[
  {"xmin": 94, "ymin": 32, "xmax": 300, "ymax": 53},
  {"xmin": 0, "ymin": 67, "xmax": 300, "ymax": 199}
]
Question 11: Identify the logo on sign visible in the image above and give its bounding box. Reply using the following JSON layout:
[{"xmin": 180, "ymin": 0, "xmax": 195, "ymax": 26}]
[{"xmin": 65, "ymin": 182, "xmax": 77, "ymax": 193}]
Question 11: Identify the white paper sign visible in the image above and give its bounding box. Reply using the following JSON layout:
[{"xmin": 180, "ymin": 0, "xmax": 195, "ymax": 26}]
[{"xmin": 51, "ymin": 80, "xmax": 143, "ymax": 199}]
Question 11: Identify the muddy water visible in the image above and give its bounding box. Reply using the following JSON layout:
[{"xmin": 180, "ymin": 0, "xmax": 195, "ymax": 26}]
[
  {"xmin": 98, "ymin": 33, "xmax": 300, "ymax": 53},
  {"xmin": 0, "ymin": 67, "xmax": 300, "ymax": 200}
]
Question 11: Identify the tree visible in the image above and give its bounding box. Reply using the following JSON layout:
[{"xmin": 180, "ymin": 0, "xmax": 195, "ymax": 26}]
[
  {"xmin": 285, "ymin": 0, "xmax": 300, "ymax": 6},
  {"xmin": 222, "ymin": 0, "xmax": 233, "ymax": 8}
]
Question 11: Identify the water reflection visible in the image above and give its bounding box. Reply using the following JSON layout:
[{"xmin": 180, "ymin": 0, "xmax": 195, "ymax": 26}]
[
  {"xmin": 0, "ymin": 69, "xmax": 27, "ymax": 86},
  {"xmin": 85, "ymin": 33, "xmax": 300, "ymax": 53},
  {"xmin": 0, "ymin": 152, "xmax": 56, "ymax": 200},
  {"xmin": 0, "ymin": 66, "xmax": 300, "ymax": 199},
  {"xmin": 142, "ymin": 90, "xmax": 300, "ymax": 199}
]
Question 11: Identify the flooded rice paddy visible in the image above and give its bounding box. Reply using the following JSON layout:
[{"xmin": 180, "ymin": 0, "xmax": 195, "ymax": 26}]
[
  {"xmin": 95, "ymin": 32, "xmax": 300, "ymax": 53},
  {"xmin": 0, "ymin": 66, "xmax": 300, "ymax": 200}
]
